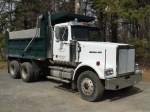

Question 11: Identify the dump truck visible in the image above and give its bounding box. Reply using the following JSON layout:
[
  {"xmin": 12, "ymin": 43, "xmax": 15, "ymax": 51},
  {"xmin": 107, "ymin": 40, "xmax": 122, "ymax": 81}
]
[{"xmin": 5, "ymin": 12, "xmax": 142, "ymax": 101}]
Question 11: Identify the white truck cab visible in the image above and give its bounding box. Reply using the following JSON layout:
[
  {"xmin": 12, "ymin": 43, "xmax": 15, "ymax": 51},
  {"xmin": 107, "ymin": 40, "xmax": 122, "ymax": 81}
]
[{"xmin": 52, "ymin": 21, "xmax": 142, "ymax": 101}]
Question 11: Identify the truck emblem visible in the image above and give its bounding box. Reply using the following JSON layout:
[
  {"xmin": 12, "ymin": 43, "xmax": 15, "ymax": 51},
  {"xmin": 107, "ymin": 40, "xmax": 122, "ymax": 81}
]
[{"xmin": 58, "ymin": 48, "xmax": 66, "ymax": 52}]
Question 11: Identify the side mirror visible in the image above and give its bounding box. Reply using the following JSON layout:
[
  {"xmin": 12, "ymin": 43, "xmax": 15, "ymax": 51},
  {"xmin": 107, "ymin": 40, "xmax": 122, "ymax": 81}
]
[{"xmin": 55, "ymin": 26, "xmax": 60, "ymax": 42}]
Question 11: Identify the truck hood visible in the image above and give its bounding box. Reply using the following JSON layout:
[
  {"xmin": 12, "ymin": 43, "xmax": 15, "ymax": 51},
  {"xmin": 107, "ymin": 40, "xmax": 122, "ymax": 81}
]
[
  {"xmin": 78, "ymin": 41, "xmax": 135, "ymax": 78},
  {"xmin": 78, "ymin": 41, "xmax": 127, "ymax": 67}
]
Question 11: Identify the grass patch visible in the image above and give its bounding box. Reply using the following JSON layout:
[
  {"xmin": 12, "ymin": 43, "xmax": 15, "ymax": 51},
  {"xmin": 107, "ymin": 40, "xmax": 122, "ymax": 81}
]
[
  {"xmin": 0, "ymin": 60, "xmax": 7, "ymax": 69},
  {"xmin": 139, "ymin": 67, "xmax": 150, "ymax": 82}
]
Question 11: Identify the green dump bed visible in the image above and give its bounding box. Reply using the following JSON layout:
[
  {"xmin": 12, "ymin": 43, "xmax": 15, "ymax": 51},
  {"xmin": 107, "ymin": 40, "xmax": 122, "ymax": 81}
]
[
  {"xmin": 5, "ymin": 12, "xmax": 94, "ymax": 60},
  {"xmin": 5, "ymin": 28, "xmax": 47, "ymax": 60}
]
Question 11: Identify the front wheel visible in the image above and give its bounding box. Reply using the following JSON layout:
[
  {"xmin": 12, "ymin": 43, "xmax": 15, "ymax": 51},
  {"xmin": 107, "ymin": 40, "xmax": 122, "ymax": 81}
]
[{"xmin": 77, "ymin": 71, "xmax": 104, "ymax": 102}]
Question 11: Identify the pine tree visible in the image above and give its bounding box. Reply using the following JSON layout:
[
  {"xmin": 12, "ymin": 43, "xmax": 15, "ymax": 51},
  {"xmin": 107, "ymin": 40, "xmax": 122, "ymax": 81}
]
[{"xmin": 92, "ymin": 0, "xmax": 150, "ymax": 42}]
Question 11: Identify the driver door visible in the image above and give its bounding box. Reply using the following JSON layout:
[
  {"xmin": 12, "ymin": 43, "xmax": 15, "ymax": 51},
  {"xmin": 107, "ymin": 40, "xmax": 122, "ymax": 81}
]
[{"xmin": 53, "ymin": 26, "xmax": 70, "ymax": 62}]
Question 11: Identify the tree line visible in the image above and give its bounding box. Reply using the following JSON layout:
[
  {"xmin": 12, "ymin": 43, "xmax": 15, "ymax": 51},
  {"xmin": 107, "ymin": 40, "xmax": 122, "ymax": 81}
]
[{"xmin": 0, "ymin": 0, "xmax": 150, "ymax": 57}]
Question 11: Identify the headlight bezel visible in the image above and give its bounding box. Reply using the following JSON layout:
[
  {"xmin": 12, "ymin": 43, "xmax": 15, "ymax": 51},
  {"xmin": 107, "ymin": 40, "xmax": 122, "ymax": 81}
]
[{"xmin": 105, "ymin": 68, "xmax": 114, "ymax": 76}]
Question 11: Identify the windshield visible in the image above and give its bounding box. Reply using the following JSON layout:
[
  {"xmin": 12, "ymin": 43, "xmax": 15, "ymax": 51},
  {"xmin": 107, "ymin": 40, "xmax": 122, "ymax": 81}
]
[{"xmin": 71, "ymin": 26, "xmax": 102, "ymax": 41}]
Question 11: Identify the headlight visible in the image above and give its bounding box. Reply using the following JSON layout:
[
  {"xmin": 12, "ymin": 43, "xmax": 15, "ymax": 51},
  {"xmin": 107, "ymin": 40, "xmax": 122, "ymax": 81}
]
[
  {"xmin": 105, "ymin": 68, "xmax": 114, "ymax": 76},
  {"xmin": 135, "ymin": 63, "xmax": 139, "ymax": 70}
]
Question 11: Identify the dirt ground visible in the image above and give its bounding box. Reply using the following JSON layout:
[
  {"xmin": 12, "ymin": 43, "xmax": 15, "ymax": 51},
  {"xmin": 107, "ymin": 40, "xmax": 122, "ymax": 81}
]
[
  {"xmin": 0, "ymin": 61, "xmax": 149, "ymax": 82},
  {"xmin": 0, "ymin": 72, "xmax": 150, "ymax": 112}
]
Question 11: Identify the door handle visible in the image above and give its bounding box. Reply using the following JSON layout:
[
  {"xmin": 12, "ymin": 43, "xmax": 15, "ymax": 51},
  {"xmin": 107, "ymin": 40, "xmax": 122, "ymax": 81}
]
[{"xmin": 63, "ymin": 42, "xmax": 69, "ymax": 45}]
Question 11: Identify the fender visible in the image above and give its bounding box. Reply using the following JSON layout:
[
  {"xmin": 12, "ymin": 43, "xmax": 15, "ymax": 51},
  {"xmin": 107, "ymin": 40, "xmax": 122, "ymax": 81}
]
[{"xmin": 72, "ymin": 61, "xmax": 106, "ymax": 80}]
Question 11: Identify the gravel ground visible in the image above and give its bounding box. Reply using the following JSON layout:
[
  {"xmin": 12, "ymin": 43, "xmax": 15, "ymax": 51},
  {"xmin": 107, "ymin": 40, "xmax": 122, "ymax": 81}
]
[{"xmin": 0, "ymin": 72, "xmax": 150, "ymax": 112}]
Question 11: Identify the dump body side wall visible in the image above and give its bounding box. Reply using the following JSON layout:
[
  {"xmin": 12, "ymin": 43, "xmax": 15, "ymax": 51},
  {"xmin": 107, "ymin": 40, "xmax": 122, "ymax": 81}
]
[{"xmin": 6, "ymin": 37, "xmax": 46, "ymax": 59}]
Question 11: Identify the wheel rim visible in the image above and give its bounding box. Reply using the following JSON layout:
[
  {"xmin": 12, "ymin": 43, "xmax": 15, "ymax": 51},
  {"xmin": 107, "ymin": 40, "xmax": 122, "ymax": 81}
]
[
  {"xmin": 81, "ymin": 78, "xmax": 94, "ymax": 96},
  {"xmin": 22, "ymin": 66, "xmax": 27, "ymax": 79},
  {"xmin": 10, "ymin": 64, "xmax": 15, "ymax": 76}
]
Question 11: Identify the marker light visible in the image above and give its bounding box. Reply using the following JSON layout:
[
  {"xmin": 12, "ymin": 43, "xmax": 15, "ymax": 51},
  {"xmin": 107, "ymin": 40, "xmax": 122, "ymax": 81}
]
[
  {"xmin": 81, "ymin": 22, "xmax": 88, "ymax": 24},
  {"xmin": 96, "ymin": 61, "xmax": 100, "ymax": 66}
]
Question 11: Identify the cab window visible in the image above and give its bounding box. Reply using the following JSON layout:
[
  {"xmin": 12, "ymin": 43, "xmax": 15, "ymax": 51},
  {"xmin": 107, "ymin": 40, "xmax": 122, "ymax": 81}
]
[{"xmin": 60, "ymin": 27, "xmax": 68, "ymax": 41}]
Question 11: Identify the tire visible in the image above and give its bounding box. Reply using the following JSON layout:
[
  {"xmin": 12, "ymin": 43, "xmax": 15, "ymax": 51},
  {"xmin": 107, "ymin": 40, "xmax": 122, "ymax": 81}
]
[
  {"xmin": 77, "ymin": 71, "xmax": 104, "ymax": 102},
  {"xmin": 21, "ymin": 62, "xmax": 33, "ymax": 82},
  {"xmin": 120, "ymin": 86, "xmax": 133, "ymax": 92},
  {"xmin": 9, "ymin": 60, "xmax": 20, "ymax": 79}
]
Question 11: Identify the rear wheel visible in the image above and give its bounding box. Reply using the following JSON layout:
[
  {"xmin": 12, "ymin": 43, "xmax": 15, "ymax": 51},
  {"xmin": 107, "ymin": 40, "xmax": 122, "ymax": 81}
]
[
  {"xmin": 21, "ymin": 62, "xmax": 33, "ymax": 82},
  {"xmin": 77, "ymin": 71, "xmax": 104, "ymax": 102},
  {"xmin": 9, "ymin": 60, "xmax": 20, "ymax": 79}
]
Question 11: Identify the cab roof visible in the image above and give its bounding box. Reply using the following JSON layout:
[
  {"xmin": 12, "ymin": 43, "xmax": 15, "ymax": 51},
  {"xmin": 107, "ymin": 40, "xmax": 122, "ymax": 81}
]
[{"xmin": 51, "ymin": 12, "xmax": 95, "ymax": 25}]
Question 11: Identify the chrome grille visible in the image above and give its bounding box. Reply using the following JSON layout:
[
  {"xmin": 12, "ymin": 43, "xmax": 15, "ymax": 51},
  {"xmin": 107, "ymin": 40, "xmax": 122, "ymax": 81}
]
[{"xmin": 117, "ymin": 46, "xmax": 135, "ymax": 76}]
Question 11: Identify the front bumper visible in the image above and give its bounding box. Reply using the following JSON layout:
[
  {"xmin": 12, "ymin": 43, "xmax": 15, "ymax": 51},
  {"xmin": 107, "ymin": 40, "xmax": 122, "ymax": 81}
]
[{"xmin": 105, "ymin": 73, "xmax": 142, "ymax": 90}]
